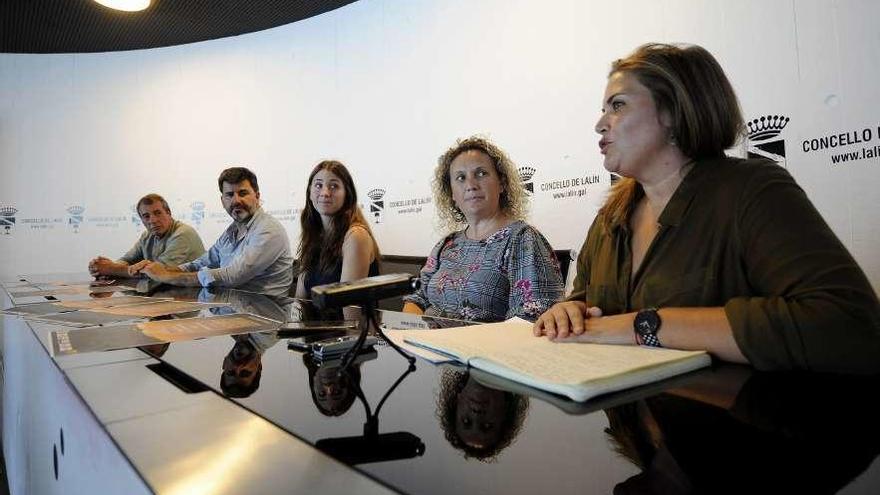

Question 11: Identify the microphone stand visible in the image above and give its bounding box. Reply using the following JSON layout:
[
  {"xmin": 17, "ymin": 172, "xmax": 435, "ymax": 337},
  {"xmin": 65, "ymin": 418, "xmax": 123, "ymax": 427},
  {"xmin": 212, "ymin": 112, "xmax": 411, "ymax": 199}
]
[
  {"xmin": 338, "ymin": 299, "xmax": 415, "ymax": 375},
  {"xmin": 354, "ymin": 357, "xmax": 416, "ymax": 437},
  {"xmin": 315, "ymin": 360, "xmax": 424, "ymax": 465}
]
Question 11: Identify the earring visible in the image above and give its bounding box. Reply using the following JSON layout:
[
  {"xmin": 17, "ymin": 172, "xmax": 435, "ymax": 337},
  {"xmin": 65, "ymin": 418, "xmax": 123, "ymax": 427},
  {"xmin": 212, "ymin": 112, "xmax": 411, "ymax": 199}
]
[{"xmin": 669, "ymin": 135, "xmax": 677, "ymax": 146}]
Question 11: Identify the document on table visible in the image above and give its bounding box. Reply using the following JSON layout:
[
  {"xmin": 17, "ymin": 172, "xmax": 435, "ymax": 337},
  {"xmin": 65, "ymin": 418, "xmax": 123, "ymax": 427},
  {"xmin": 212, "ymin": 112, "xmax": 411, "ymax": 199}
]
[
  {"xmin": 398, "ymin": 317, "xmax": 711, "ymax": 402},
  {"xmin": 137, "ymin": 313, "xmax": 280, "ymax": 341},
  {"xmin": 33, "ymin": 310, "xmax": 145, "ymax": 328},
  {"xmin": 1, "ymin": 301, "xmax": 78, "ymax": 316},
  {"xmin": 9, "ymin": 285, "xmax": 131, "ymax": 298},
  {"xmin": 90, "ymin": 300, "xmax": 228, "ymax": 318},
  {"xmin": 56, "ymin": 295, "xmax": 167, "ymax": 310},
  {"xmin": 51, "ymin": 313, "xmax": 282, "ymax": 356}
]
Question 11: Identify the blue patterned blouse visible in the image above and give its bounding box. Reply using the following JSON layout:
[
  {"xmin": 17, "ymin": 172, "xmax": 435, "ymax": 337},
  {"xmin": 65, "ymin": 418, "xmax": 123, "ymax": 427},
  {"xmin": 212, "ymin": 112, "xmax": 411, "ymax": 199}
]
[{"xmin": 403, "ymin": 221, "xmax": 563, "ymax": 322}]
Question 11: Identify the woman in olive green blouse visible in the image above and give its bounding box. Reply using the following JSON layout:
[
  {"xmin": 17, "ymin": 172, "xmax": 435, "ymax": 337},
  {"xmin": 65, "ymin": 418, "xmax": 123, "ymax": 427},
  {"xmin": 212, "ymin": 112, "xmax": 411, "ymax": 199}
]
[{"xmin": 533, "ymin": 43, "xmax": 880, "ymax": 373}]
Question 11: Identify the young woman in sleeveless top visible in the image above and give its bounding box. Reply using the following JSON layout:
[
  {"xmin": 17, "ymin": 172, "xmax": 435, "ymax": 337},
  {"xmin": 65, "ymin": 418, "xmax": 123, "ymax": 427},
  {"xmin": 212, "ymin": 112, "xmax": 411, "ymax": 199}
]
[{"xmin": 294, "ymin": 160, "xmax": 380, "ymax": 299}]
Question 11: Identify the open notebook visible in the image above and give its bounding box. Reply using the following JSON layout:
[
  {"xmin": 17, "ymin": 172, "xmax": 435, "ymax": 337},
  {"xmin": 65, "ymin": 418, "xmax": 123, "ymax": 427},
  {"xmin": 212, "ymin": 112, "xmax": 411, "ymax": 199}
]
[{"xmin": 396, "ymin": 317, "xmax": 711, "ymax": 402}]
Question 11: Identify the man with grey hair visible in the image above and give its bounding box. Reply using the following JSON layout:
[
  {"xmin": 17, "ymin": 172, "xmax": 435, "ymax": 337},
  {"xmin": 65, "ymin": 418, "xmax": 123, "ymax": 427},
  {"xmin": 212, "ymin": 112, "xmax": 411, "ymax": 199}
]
[{"xmin": 88, "ymin": 193, "xmax": 205, "ymax": 278}]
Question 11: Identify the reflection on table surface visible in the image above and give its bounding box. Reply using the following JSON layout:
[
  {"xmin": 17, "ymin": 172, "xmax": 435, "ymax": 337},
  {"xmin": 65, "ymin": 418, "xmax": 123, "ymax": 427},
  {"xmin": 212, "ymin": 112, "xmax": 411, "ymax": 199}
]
[
  {"xmin": 6, "ymin": 277, "xmax": 880, "ymax": 494},
  {"xmin": 137, "ymin": 289, "xmax": 880, "ymax": 495}
]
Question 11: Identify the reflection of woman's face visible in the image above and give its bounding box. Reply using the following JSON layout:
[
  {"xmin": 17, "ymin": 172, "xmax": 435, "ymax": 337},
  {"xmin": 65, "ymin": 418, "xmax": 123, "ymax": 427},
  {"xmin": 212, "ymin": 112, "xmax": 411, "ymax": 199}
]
[
  {"xmin": 454, "ymin": 376, "xmax": 508, "ymax": 449},
  {"xmin": 313, "ymin": 367, "xmax": 353, "ymax": 414},
  {"xmin": 449, "ymin": 150, "xmax": 504, "ymax": 224},
  {"xmin": 594, "ymin": 71, "xmax": 671, "ymax": 179}
]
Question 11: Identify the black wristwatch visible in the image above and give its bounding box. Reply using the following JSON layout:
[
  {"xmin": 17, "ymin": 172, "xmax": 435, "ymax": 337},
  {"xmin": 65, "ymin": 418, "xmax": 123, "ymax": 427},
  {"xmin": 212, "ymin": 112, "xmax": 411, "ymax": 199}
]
[{"xmin": 634, "ymin": 308, "xmax": 662, "ymax": 347}]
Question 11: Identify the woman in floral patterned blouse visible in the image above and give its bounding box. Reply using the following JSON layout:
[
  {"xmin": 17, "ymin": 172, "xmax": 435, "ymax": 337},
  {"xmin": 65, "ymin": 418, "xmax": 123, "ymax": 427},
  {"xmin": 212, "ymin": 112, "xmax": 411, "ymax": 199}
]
[{"xmin": 402, "ymin": 136, "xmax": 564, "ymax": 322}]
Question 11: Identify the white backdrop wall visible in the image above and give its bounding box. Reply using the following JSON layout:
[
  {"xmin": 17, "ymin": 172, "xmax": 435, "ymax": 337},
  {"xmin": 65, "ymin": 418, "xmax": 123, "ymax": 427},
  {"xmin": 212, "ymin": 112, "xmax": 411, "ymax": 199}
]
[{"xmin": 1, "ymin": 0, "xmax": 879, "ymax": 294}]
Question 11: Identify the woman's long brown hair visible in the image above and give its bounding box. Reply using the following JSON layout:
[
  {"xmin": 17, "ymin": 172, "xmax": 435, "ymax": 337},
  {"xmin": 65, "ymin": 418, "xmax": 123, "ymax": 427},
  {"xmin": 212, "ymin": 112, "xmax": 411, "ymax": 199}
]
[{"xmin": 297, "ymin": 160, "xmax": 379, "ymax": 275}]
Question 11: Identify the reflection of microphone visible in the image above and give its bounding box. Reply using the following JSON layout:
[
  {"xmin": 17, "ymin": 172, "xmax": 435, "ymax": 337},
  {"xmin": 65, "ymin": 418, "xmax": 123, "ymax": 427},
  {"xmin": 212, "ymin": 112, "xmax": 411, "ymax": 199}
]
[
  {"xmin": 316, "ymin": 432, "xmax": 425, "ymax": 465},
  {"xmin": 314, "ymin": 356, "xmax": 425, "ymax": 465}
]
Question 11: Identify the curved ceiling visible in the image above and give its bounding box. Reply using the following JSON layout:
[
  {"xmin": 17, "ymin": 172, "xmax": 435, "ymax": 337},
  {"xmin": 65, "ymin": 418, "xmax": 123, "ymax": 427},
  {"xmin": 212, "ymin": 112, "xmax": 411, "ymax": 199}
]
[{"xmin": 0, "ymin": 0, "xmax": 359, "ymax": 54}]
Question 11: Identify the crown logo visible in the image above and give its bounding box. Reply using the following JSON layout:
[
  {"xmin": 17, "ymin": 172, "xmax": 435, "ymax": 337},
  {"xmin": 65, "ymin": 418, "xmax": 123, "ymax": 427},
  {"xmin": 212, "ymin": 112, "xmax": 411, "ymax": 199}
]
[
  {"xmin": 747, "ymin": 115, "xmax": 790, "ymax": 142},
  {"xmin": 0, "ymin": 206, "xmax": 16, "ymax": 234},
  {"xmin": 517, "ymin": 166, "xmax": 536, "ymax": 182},
  {"xmin": 367, "ymin": 188, "xmax": 386, "ymax": 201},
  {"xmin": 67, "ymin": 205, "xmax": 85, "ymax": 232}
]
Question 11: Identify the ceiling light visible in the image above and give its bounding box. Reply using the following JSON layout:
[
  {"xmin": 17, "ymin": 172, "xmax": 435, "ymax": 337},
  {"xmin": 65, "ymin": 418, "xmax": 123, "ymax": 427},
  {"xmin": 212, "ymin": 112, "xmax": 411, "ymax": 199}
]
[{"xmin": 93, "ymin": 0, "xmax": 151, "ymax": 12}]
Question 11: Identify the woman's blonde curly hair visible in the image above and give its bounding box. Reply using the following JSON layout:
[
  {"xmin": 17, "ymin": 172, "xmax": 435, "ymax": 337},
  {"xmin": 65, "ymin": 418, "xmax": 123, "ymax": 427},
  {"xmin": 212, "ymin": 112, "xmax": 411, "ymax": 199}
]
[{"xmin": 432, "ymin": 135, "xmax": 527, "ymax": 233}]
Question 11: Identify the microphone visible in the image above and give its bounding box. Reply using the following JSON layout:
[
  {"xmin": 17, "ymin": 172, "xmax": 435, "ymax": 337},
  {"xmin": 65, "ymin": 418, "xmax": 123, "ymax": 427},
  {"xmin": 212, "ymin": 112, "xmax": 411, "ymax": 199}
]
[{"xmin": 310, "ymin": 273, "xmax": 420, "ymax": 309}]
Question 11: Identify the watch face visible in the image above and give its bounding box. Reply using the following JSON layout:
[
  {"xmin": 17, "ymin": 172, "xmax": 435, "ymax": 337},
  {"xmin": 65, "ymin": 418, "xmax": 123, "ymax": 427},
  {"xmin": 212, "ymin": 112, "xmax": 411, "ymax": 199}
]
[{"xmin": 635, "ymin": 309, "xmax": 660, "ymax": 336}]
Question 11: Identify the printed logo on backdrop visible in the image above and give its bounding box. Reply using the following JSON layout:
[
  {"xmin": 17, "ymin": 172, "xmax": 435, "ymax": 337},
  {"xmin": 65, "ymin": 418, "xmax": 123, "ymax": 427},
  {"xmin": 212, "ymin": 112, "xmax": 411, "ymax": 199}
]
[
  {"xmin": 366, "ymin": 188, "xmax": 432, "ymax": 223},
  {"xmin": 610, "ymin": 173, "xmax": 621, "ymax": 186},
  {"xmin": 747, "ymin": 114, "xmax": 790, "ymax": 166},
  {"xmin": 189, "ymin": 201, "xmax": 205, "ymax": 228},
  {"xmin": 265, "ymin": 205, "xmax": 299, "ymax": 223},
  {"xmin": 209, "ymin": 207, "xmax": 229, "ymax": 225},
  {"xmin": 67, "ymin": 206, "xmax": 85, "ymax": 233},
  {"xmin": 130, "ymin": 205, "xmax": 144, "ymax": 230},
  {"xmin": 278, "ymin": 192, "xmax": 303, "ymax": 224},
  {"xmin": 0, "ymin": 206, "xmax": 17, "ymax": 235},
  {"xmin": 388, "ymin": 195, "xmax": 431, "ymax": 215},
  {"xmin": 802, "ymin": 123, "xmax": 880, "ymax": 167},
  {"xmin": 518, "ymin": 167, "xmax": 536, "ymax": 195},
  {"xmin": 87, "ymin": 211, "xmax": 126, "ymax": 230},
  {"xmin": 367, "ymin": 189, "xmax": 386, "ymax": 224},
  {"xmin": 18, "ymin": 212, "xmax": 63, "ymax": 230},
  {"xmin": 269, "ymin": 191, "xmax": 302, "ymax": 225},
  {"xmin": 527, "ymin": 166, "xmax": 603, "ymax": 201}
]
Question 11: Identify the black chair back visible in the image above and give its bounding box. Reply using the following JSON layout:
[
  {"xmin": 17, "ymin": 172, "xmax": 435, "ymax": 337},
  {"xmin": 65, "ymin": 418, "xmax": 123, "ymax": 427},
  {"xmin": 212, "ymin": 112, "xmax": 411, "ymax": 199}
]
[
  {"xmin": 377, "ymin": 255, "xmax": 427, "ymax": 310},
  {"xmin": 553, "ymin": 249, "xmax": 574, "ymax": 285}
]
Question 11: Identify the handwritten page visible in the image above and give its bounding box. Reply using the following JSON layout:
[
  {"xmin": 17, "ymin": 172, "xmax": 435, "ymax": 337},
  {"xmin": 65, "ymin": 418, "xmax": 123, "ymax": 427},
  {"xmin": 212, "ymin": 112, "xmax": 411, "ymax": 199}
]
[
  {"xmin": 478, "ymin": 341, "xmax": 707, "ymax": 385},
  {"xmin": 402, "ymin": 318, "xmax": 710, "ymax": 395}
]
